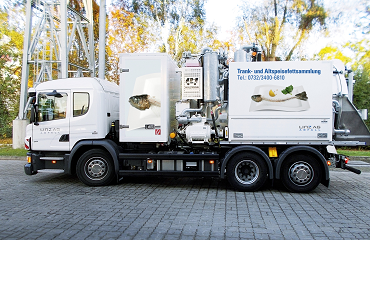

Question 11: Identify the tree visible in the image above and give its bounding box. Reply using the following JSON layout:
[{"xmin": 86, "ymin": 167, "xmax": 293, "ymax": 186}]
[
  {"xmin": 238, "ymin": 0, "xmax": 327, "ymax": 61},
  {"xmin": 106, "ymin": 4, "xmax": 156, "ymax": 83},
  {"xmin": 0, "ymin": 8, "xmax": 23, "ymax": 137},
  {"xmin": 349, "ymin": 40, "xmax": 370, "ymax": 128},
  {"xmin": 353, "ymin": 0, "xmax": 370, "ymax": 35},
  {"xmin": 163, "ymin": 18, "xmax": 231, "ymax": 65},
  {"xmin": 353, "ymin": 66, "xmax": 370, "ymax": 128},
  {"xmin": 129, "ymin": 0, "xmax": 206, "ymax": 52},
  {"xmin": 315, "ymin": 39, "xmax": 370, "ymax": 128},
  {"xmin": 313, "ymin": 45, "xmax": 351, "ymax": 64}
]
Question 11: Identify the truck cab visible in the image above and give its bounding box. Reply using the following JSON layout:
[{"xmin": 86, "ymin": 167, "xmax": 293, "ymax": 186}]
[
  {"xmin": 25, "ymin": 77, "xmax": 119, "ymax": 151},
  {"xmin": 25, "ymin": 77, "xmax": 119, "ymax": 174}
]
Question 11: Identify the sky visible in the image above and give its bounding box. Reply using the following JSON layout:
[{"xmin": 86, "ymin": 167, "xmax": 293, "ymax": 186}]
[
  {"xmin": 204, "ymin": 0, "xmax": 240, "ymax": 41},
  {"xmin": 203, "ymin": 0, "xmax": 366, "ymax": 59}
]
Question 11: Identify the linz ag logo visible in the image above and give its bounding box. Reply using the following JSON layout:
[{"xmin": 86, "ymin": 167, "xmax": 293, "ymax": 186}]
[
  {"xmin": 40, "ymin": 127, "xmax": 61, "ymax": 134},
  {"xmin": 155, "ymin": 129, "xmax": 161, "ymax": 135},
  {"xmin": 299, "ymin": 125, "xmax": 321, "ymax": 131}
]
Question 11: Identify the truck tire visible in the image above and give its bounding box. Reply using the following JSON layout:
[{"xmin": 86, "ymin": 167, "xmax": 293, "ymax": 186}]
[
  {"xmin": 280, "ymin": 154, "xmax": 321, "ymax": 193},
  {"xmin": 76, "ymin": 149, "xmax": 115, "ymax": 186},
  {"xmin": 226, "ymin": 152, "xmax": 268, "ymax": 192}
]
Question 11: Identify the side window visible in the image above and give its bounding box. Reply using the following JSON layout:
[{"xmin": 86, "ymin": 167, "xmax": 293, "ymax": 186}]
[
  {"xmin": 73, "ymin": 92, "xmax": 89, "ymax": 117},
  {"xmin": 37, "ymin": 92, "xmax": 68, "ymax": 122}
]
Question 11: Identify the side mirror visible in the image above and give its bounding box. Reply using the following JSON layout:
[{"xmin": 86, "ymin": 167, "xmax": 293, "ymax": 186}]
[
  {"xmin": 30, "ymin": 106, "xmax": 35, "ymax": 123},
  {"xmin": 30, "ymin": 104, "xmax": 39, "ymax": 125}
]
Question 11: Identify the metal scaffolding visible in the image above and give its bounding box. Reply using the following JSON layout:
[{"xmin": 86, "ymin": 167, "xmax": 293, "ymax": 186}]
[{"xmin": 18, "ymin": 0, "xmax": 95, "ymax": 119}]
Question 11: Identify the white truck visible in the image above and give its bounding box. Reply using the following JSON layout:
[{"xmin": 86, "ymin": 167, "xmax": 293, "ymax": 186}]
[{"xmin": 24, "ymin": 45, "xmax": 370, "ymax": 192}]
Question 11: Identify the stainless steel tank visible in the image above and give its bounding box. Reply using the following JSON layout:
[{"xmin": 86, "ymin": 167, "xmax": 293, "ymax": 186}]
[
  {"xmin": 203, "ymin": 51, "xmax": 219, "ymax": 103},
  {"xmin": 234, "ymin": 49, "xmax": 247, "ymax": 62}
]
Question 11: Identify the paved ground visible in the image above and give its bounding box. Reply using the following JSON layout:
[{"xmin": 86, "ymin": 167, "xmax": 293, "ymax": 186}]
[{"xmin": 1, "ymin": 159, "xmax": 370, "ymax": 240}]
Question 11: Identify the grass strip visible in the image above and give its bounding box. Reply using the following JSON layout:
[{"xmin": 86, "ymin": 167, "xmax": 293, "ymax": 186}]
[
  {"xmin": 0, "ymin": 146, "xmax": 28, "ymax": 157},
  {"xmin": 337, "ymin": 149, "xmax": 370, "ymax": 157}
]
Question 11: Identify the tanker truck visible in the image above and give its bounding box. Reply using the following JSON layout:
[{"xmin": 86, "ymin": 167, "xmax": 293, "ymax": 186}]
[{"xmin": 24, "ymin": 45, "xmax": 370, "ymax": 193}]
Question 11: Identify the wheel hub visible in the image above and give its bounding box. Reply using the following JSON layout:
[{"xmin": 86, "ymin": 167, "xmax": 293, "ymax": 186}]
[
  {"xmin": 235, "ymin": 160, "xmax": 259, "ymax": 185},
  {"xmin": 86, "ymin": 158, "xmax": 107, "ymax": 180},
  {"xmin": 289, "ymin": 162, "xmax": 313, "ymax": 185}
]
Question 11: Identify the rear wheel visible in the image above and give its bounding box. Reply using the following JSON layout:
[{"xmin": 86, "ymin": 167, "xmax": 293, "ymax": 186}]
[
  {"xmin": 76, "ymin": 149, "xmax": 115, "ymax": 186},
  {"xmin": 281, "ymin": 154, "xmax": 321, "ymax": 193},
  {"xmin": 226, "ymin": 152, "xmax": 268, "ymax": 192}
]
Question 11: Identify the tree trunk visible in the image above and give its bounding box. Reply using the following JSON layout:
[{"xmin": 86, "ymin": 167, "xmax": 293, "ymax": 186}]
[
  {"xmin": 160, "ymin": 20, "xmax": 171, "ymax": 52},
  {"xmin": 269, "ymin": 16, "xmax": 280, "ymax": 61},
  {"xmin": 286, "ymin": 30, "xmax": 306, "ymax": 61}
]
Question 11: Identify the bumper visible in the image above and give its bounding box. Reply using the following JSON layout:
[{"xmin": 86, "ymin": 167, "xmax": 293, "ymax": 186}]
[
  {"xmin": 24, "ymin": 152, "xmax": 38, "ymax": 175},
  {"xmin": 24, "ymin": 152, "xmax": 67, "ymax": 175},
  {"xmin": 24, "ymin": 162, "xmax": 37, "ymax": 175},
  {"xmin": 24, "ymin": 152, "xmax": 40, "ymax": 175}
]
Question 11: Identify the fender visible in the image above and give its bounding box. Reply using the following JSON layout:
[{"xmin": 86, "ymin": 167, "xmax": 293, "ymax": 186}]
[
  {"xmin": 66, "ymin": 139, "xmax": 121, "ymax": 176},
  {"xmin": 275, "ymin": 145, "xmax": 329, "ymax": 185},
  {"xmin": 220, "ymin": 146, "xmax": 274, "ymax": 180}
]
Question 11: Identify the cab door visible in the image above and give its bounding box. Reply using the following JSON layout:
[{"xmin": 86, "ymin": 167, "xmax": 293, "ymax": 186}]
[{"xmin": 31, "ymin": 90, "xmax": 70, "ymax": 151}]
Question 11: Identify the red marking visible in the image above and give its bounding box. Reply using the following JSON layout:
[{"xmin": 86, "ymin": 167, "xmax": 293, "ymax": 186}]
[{"xmin": 155, "ymin": 129, "xmax": 161, "ymax": 135}]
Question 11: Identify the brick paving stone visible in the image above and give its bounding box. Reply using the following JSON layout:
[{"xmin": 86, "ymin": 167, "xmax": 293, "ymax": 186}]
[
  {"xmin": 103, "ymin": 231, "xmax": 124, "ymax": 240},
  {"xmin": 149, "ymin": 232, "xmax": 166, "ymax": 240},
  {"xmin": 69, "ymin": 230, "xmax": 95, "ymax": 240},
  {"xmin": 1, "ymin": 160, "xmax": 370, "ymax": 240},
  {"xmin": 239, "ymin": 233, "xmax": 255, "ymax": 239},
  {"xmin": 37, "ymin": 229, "xmax": 67, "ymax": 240},
  {"xmin": 163, "ymin": 234, "xmax": 181, "ymax": 240}
]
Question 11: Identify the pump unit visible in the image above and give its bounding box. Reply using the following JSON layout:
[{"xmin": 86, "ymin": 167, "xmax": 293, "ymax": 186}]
[{"xmin": 181, "ymin": 67, "xmax": 203, "ymax": 100}]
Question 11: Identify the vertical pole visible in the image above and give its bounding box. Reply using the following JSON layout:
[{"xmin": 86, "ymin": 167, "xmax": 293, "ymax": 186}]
[
  {"xmin": 87, "ymin": 0, "xmax": 95, "ymax": 77},
  {"xmin": 348, "ymin": 71, "xmax": 354, "ymax": 103},
  {"xmin": 18, "ymin": 0, "xmax": 33, "ymax": 119},
  {"xmin": 98, "ymin": 0, "xmax": 106, "ymax": 79},
  {"xmin": 60, "ymin": 0, "xmax": 68, "ymax": 78}
]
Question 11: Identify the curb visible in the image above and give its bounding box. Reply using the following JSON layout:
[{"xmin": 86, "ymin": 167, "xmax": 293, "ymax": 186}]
[
  {"xmin": 0, "ymin": 156, "xmax": 26, "ymax": 160},
  {"xmin": 348, "ymin": 156, "xmax": 370, "ymax": 162}
]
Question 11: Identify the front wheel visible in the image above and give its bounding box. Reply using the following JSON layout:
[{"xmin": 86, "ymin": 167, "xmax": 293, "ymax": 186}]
[
  {"xmin": 76, "ymin": 149, "xmax": 116, "ymax": 186},
  {"xmin": 280, "ymin": 154, "xmax": 321, "ymax": 193},
  {"xmin": 226, "ymin": 152, "xmax": 268, "ymax": 192}
]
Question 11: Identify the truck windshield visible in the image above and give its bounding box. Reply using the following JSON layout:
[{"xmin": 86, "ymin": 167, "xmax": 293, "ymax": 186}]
[{"xmin": 37, "ymin": 92, "xmax": 68, "ymax": 122}]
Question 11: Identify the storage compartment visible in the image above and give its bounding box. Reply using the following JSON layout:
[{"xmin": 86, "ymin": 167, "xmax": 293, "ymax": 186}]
[
  {"xmin": 119, "ymin": 53, "xmax": 180, "ymax": 143},
  {"xmin": 228, "ymin": 61, "xmax": 333, "ymax": 142},
  {"xmin": 157, "ymin": 160, "xmax": 183, "ymax": 171}
]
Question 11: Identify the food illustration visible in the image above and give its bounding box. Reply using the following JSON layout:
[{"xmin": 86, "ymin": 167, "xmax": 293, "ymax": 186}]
[
  {"xmin": 251, "ymin": 91, "xmax": 307, "ymax": 103},
  {"xmin": 129, "ymin": 94, "xmax": 161, "ymax": 111},
  {"xmin": 269, "ymin": 89, "xmax": 276, "ymax": 97},
  {"xmin": 281, "ymin": 85, "xmax": 294, "ymax": 95},
  {"xmin": 249, "ymin": 85, "xmax": 310, "ymax": 112}
]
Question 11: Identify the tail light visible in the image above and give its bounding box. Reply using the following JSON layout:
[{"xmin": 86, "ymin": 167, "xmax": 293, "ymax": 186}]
[{"xmin": 25, "ymin": 138, "xmax": 30, "ymax": 150}]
